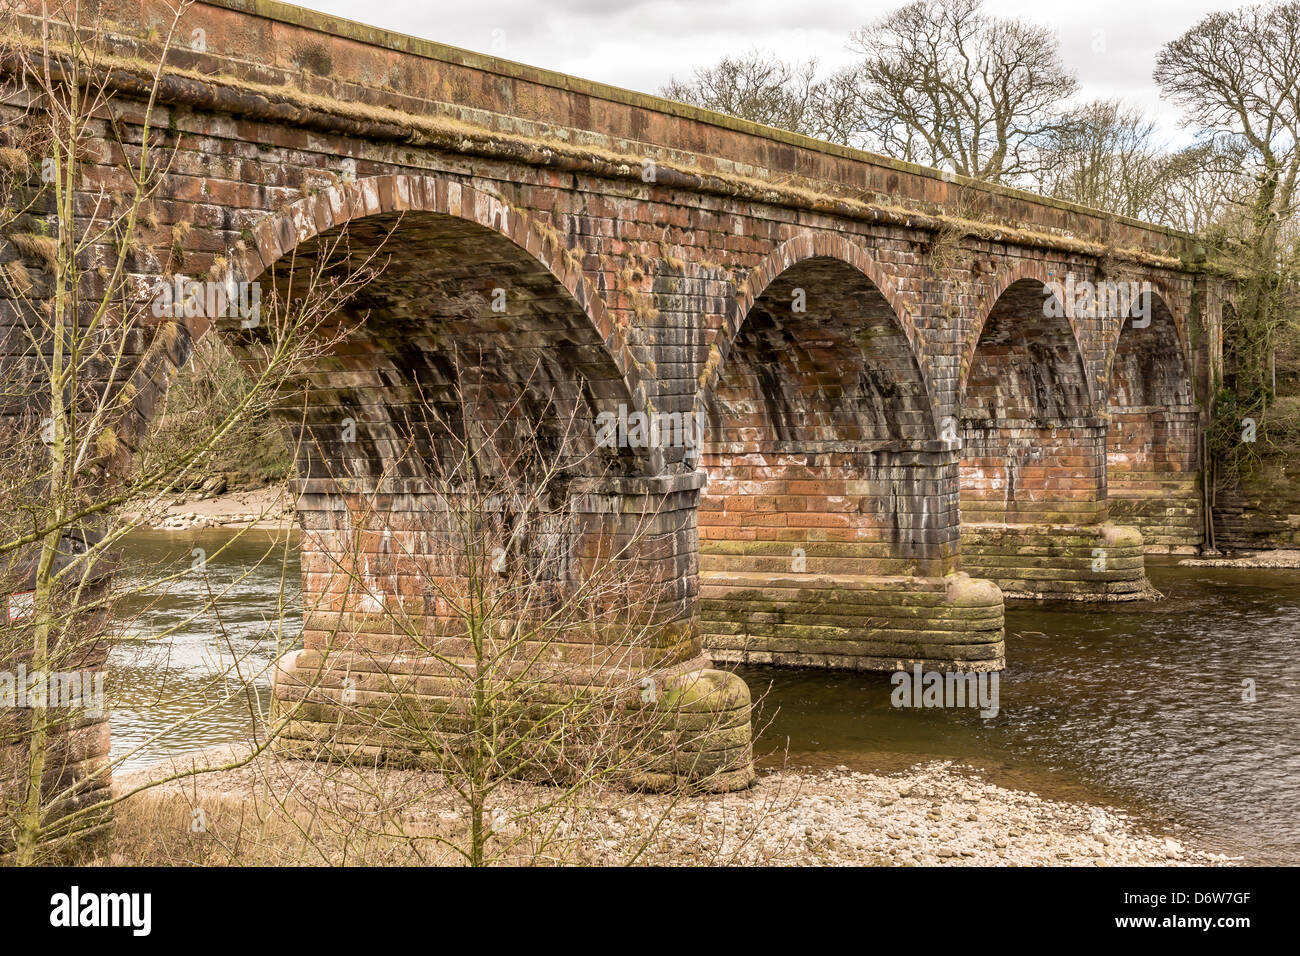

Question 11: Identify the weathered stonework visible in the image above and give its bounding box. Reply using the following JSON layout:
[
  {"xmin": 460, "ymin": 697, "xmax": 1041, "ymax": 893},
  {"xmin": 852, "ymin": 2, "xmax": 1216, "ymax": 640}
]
[
  {"xmin": 1211, "ymin": 464, "xmax": 1300, "ymax": 550},
  {"xmin": 1, "ymin": 0, "xmax": 1236, "ymax": 793},
  {"xmin": 956, "ymin": 267, "xmax": 1201, "ymax": 594}
]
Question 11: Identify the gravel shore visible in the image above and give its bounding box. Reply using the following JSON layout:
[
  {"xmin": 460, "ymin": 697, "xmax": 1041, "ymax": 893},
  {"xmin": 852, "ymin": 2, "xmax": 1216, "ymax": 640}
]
[
  {"xmin": 122, "ymin": 485, "xmax": 295, "ymax": 531},
  {"xmin": 114, "ymin": 749, "xmax": 1234, "ymax": 866},
  {"xmin": 637, "ymin": 763, "xmax": 1234, "ymax": 866},
  {"xmin": 1178, "ymin": 549, "xmax": 1300, "ymax": 569}
]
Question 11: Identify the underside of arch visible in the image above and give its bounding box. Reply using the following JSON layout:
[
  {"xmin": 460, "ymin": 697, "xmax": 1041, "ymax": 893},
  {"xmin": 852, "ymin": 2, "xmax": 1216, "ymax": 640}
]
[
  {"xmin": 1105, "ymin": 293, "xmax": 1201, "ymax": 552},
  {"xmin": 245, "ymin": 209, "xmax": 648, "ymax": 489},
  {"xmin": 699, "ymin": 255, "xmax": 1002, "ymax": 671},
  {"xmin": 959, "ymin": 278, "xmax": 1150, "ymax": 600}
]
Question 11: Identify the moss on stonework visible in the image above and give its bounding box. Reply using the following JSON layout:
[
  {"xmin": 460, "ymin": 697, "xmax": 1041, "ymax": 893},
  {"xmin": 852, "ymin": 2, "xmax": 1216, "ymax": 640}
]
[{"xmin": 1, "ymin": 26, "xmax": 1198, "ymax": 272}]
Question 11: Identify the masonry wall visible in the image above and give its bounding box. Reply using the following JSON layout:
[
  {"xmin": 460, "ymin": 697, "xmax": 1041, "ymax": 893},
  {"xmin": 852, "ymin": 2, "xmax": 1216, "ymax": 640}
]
[
  {"xmin": 1213, "ymin": 471, "xmax": 1300, "ymax": 549},
  {"xmin": 0, "ymin": 76, "xmax": 1213, "ymax": 606},
  {"xmin": 70, "ymin": 0, "xmax": 1196, "ymax": 259},
  {"xmin": 958, "ymin": 278, "xmax": 1104, "ymax": 524},
  {"xmin": 1, "ymin": 4, "xmax": 1228, "ymax": 704}
]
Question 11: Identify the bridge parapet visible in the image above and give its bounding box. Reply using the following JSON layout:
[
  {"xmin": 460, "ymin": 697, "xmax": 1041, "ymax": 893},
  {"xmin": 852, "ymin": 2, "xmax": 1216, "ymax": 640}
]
[{"xmin": 25, "ymin": 0, "xmax": 1197, "ymax": 258}]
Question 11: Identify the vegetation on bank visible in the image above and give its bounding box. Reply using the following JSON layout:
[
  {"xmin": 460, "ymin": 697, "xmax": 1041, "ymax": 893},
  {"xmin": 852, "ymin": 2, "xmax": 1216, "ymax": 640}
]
[{"xmin": 138, "ymin": 336, "xmax": 293, "ymax": 492}]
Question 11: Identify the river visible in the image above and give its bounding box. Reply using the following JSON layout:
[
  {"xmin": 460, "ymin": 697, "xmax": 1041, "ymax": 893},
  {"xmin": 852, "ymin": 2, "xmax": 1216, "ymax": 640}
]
[{"xmin": 109, "ymin": 527, "xmax": 1300, "ymax": 863}]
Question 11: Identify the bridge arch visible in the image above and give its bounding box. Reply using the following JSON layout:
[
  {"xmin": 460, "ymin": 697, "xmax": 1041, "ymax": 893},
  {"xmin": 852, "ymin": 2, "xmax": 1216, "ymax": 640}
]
[
  {"xmin": 695, "ymin": 234, "xmax": 980, "ymax": 668},
  {"xmin": 1102, "ymin": 287, "xmax": 1193, "ymax": 406},
  {"xmin": 1097, "ymin": 277, "xmax": 1191, "ymax": 386},
  {"xmin": 699, "ymin": 233, "xmax": 933, "ymax": 423},
  {"xmin": 116, "ymin": 175, "xmax": 753, "ymax": 789},
  {"xmin": 1103, "ymin": 288, "xmax": 1200, "ymax": 551},
  {"xmin": 704, "ymin": 236, "xmax": 938, "ymax": 444},
  {"xmin": 960, "ymin": 262, "xmax": 1097, "ymax": 408},
  {"xmin": 957, "ymin": 266, "xmax": 1153, "ymax": 598},
  {"xmin": 166, "ymin": 172, "xmax": 699, "ymax": 641},
  {"xmin": 224, "ymin": 174, "xmax": 647, "ymax": 427},
  {"xmin": 135, "ymin": 175, "xmax": 657, "ymax": 483}
]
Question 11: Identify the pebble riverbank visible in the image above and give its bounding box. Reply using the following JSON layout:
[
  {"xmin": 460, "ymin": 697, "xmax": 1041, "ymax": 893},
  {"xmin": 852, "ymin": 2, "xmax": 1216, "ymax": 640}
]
[
  {"xmin": 114, "ymin": 749, "xmax": 1234, "ymax": 866},
  {"xmin": 1178, "ymin": 549, "xmax": 1300, "ymax": 569},
  {"xmin": 121, "ymin": 486, "xmax": 295, "ymax": 531}
]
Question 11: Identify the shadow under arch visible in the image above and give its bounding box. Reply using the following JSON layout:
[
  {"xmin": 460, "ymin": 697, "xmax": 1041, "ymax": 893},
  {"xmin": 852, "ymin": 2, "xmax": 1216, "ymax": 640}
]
[
  {"xmin": 1104, "ymin": 289, "xmax": 1201, "ymax": 552},
  {"xmin": 695, "ymin": 238, "xmax": 1003, "ymax": 672},
  {"xmin": 704, "ymin": 249, "xmax": 938, "ymax": 447},
  {"xmin": 699, "ymin": 233, "xmax": 936, "ymax": 425},
  {"xmin": 957, "ymin": 273, "xmax": 1153, "ymax": 600},
  {"xmin": 219, "ymin": 175, "xmax": 651, "ymax": 476},
  {"xmin": 196, "ymin": 174, "xmax": 666, "ymax": 607},
  {"xmin": 960, "ymin": 269, "xmax": 1097, "ymax": 412}
]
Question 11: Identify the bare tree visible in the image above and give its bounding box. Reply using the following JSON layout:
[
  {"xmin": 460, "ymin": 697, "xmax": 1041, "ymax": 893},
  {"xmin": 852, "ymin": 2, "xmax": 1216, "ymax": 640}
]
[
  {"xmin": 1156, "ymin": 1, "xmax": 1300, "ymax": 486},
  {"xmin": 87, "ymin": 361, "xmax": 771, "ymax": 868},
  {"xmin": 661, "ymin": 52, "xmax": 826, "ymax": 137},
  {"xmin": 1146, "ymin": 137, "xmax": 1252, "ymax": 236},
  {"xmin": 1155, "ymin": 2, "xmax": 1300, "ymax": 250},
  {"xmin": 1036, "ymin": 99, "xmax": 1166, "ymax": 220},
  {"xmin": 658, "ymin": 1, "xmax": 1078, "ymax": 183},
  {"xmin": 267, "ymin": 363, "xmax": 756, "ymax": 866},
  {"xmin": 836, "ymin": 0, "xmax": 1077, "ymax": 183},
  {"xmin": 0, "ymin": 0, "xmax": 379, "ymax": 862}
]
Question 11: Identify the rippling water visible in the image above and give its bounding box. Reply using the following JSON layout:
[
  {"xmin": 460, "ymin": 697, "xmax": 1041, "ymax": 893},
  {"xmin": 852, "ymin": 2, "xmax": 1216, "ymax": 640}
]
[
  {"xmin": 742, "ymin": 561, "xmax": 1300, "ymax": 863},
  {"xmin": 109, "ymin": 528, "xmax": 300, "ymax": 772},
  {"xmin": 109, "ymin": 532, "xmax": 1300, "ymax": 863}
]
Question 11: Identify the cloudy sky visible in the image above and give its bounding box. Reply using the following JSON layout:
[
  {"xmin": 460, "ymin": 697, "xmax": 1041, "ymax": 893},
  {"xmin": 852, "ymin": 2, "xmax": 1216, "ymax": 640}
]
[{"xmin": 299, "ymin": 0, "xmax": 1232, "ymax": 145}]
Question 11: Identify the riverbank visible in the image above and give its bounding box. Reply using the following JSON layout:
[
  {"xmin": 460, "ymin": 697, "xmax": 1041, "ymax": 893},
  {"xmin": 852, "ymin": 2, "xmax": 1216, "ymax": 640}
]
[
  {"xmin": 121, "ymin": 485, "xmax": 295, "ymax": 531},
  {"xmin": 1178, "ymin": 549, "xmax": 1300, "ymax": 569},
  {"xmin": 105, "ymin": 747, "xmax": 1233, "ymax": 866}
]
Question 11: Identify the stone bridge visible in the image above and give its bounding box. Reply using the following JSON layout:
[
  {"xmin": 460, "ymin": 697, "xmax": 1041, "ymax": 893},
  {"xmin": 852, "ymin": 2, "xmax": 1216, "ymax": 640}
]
[{"xmin": 1, "ymin": 0, "xmax": 1231, "ymax": 788}]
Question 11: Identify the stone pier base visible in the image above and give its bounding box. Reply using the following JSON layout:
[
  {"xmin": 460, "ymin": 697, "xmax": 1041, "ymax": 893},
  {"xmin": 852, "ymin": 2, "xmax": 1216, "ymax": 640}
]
[
  {"xmin": 960, "ymin": 522, "xmax": 1154, "ymax": 601},
  {"xmin": 700, "ymin": 571, "xmax": 1005, "ymax": 671},
  {"xmin": 271, "ymin": 647, "xmax": 755, "ymax": 794},
  {"xmin": 1107, "ymin": 473, "xmax": 1203, "ymax": 554}
]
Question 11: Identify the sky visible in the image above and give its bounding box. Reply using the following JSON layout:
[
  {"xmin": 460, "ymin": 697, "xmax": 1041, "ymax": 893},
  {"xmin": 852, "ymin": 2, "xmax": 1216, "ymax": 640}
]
[{"xmin": 297, "ymin": 0, "xmax": 1235, "ymax": 146}]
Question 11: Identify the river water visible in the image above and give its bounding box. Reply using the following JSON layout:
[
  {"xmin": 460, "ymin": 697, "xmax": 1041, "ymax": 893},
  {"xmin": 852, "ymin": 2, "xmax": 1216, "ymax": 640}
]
[{"xmin": 109, "ymin": 528, "xmax": 1300, "ymax": 863}]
